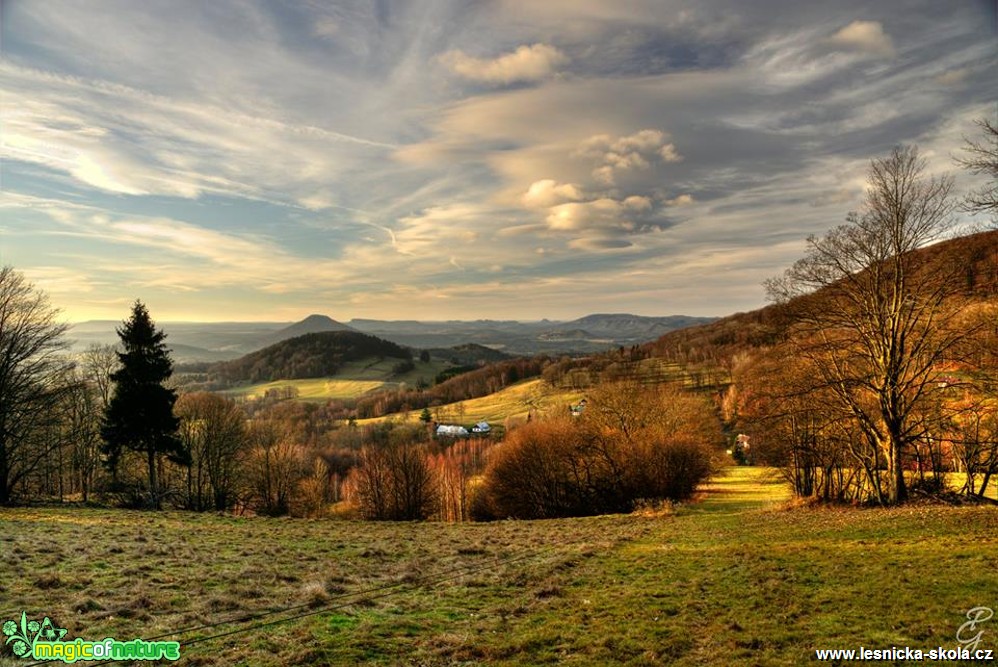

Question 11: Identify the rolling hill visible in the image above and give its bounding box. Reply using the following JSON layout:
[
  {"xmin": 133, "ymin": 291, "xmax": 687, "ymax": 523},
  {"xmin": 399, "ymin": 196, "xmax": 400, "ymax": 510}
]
[
  {"xmin": 212, "ymin": 331, "xmax": 411, "ymax": 384},
  {"xmin": 639, "ymin": 228, "xmax": 998, "ymax": 365}
]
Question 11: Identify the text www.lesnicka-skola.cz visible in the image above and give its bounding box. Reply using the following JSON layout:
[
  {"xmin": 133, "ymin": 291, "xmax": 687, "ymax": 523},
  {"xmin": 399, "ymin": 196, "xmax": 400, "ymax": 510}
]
[{"xmin": 815, "ymin": 647, "xmax": 994, "ymax": 661}]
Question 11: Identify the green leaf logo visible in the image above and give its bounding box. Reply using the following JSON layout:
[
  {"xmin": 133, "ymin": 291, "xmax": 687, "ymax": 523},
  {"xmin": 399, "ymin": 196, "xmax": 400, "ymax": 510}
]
[{"xmin": 3, "ymin": 612, "xmax": 68, "ymax": 658}]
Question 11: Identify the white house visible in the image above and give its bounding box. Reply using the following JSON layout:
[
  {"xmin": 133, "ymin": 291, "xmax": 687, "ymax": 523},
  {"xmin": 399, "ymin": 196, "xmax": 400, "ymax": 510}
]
[{"xmin": 436, "ymin": 424, "xmax": 469, "ymax": 437}]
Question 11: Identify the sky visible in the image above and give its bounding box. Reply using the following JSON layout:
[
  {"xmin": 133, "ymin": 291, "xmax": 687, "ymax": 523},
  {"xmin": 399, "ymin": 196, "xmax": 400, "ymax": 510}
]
[{"xmin": 1, "ymin": 0, "xmax": 996, "ymax": 323}]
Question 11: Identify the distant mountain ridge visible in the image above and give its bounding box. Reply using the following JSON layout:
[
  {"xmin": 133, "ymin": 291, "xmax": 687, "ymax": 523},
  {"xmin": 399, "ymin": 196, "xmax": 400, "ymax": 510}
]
[
  {"xmin": 68, "ymin": 312, "xmax": 718, "ymax": 362},
  {"xmin": 261, "ymin": 314, "xmax": 355, "ymax": 346},
  {"xmin": 347, "ymin": 313, "xmax": 717, "ymax": 354},
  {"xmin": 555, "ymin": 314, "xmax": 716, "ymax": 339}
]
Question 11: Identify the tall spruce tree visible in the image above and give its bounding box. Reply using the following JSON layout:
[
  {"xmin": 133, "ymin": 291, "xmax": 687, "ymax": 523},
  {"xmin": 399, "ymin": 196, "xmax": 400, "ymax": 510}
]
[{"xmin": 101, "ymin": 301, "xmax": 186, "ymax": 508}]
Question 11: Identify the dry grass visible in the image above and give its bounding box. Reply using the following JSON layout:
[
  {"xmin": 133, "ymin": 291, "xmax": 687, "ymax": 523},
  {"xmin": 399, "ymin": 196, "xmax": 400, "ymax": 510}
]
[{"xmin": 1, "ymin": 468, "xmax": 996, "ymax": 666}]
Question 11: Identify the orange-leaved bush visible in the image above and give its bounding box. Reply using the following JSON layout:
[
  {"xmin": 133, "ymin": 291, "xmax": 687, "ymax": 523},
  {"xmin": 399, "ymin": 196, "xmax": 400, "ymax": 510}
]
[{"xmin": 479, "ymin": 383, "xmax": 720, "ymax": 519}]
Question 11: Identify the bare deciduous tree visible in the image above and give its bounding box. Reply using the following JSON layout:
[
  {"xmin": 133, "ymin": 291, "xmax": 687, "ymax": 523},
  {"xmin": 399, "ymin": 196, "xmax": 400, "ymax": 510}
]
[
  {"xmin": 0, "ymin": 266, "xmax": 72, "ymax": 505},
  {"xmin": 81, "ymin": 343, "xmax": 118, "ymax": 409},
  {"xmin": 245, "ymin": 419, "xmax": 310, "ymax": 516},
  {"xmin": 176, "ymin": 392, "xmax": 248, "ymax": 511},
  {"xmin": 767, "ymin": 146, "xmax": 964, "ymax": 504},
  {"xmin": 352, "ymin": 443, "xmax": 438, "ymax": 520},
  {"xmin": 957, "ymin": 118, "xmax": 998, "ymax": 222}
]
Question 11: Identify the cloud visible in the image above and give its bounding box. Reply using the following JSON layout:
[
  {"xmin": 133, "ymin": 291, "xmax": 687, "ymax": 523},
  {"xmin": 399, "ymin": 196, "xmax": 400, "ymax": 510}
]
[
  {"xmin": 665, "ymin": 194, "xmax": 695, "ymax": 206},
  {"xmin": 622, "ymin": 195, "xmax": 652, "ymax": 211},
  {"xmin": 827, "ymin": 21, "xmax": 895, "ymax": 57},
  {"xmin": 3, "ymin": 1, "xmax": 995, "ymax": 321},
  {"xmin": 522, "ymin": 179, "xmax": 584, "ymax": 208},
  {"xmin": 576, "ymin": 129, "xmax": 682, "ymax": 184},
  {"xmin": 299, "ymin": 191, "xmax": 338, "ymax": 211},
  {"xmin": 934, "ymin": 68, "xmax": 968, "ymax": 86},
  {"xmin": 545, "ymin": 195, "xmax": 656, "ymax": 233},
  {"xmin": 568, "ymin": 237, "xmax": 633, "ymax": 251},
  {"xmin": 0, "ymin": 62, "xmax": 397, "ymax": 207},
  {"xmin": 439, "ymin": 43, "xmax": 569, "ymax": 86}
]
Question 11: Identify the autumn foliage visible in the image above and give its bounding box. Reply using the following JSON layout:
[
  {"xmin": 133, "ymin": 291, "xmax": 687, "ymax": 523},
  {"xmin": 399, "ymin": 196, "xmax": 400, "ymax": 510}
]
[{"xmin": 478, "ymin": 383, "xmax": 720, "ymax": 518}]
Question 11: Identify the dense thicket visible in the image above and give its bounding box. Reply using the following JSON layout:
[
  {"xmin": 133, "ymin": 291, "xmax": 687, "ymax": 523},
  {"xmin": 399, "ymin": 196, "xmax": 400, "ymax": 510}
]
[
  {"xmin": 424, "ymin": 343, "xmax": 511, "ymax": 365},
  {"xmin": 214, "ymin": 331, "xmax": 412, "ymax": 384}
]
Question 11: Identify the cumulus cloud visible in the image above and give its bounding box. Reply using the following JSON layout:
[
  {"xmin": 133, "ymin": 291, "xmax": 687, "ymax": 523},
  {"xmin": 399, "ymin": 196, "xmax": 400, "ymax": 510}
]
[
  {"xmin": 522, "ymin": 179, "xmax": 584, "ymax": 208},
  {"xmin": 439, "ymin": 43, "xmax": 569, "ymax": 86},
  {"xmin": 827, "ymin": 21, "xmax": 895, "ymax": 57},
  {"xmin": 545, "ymin": 195, "xmax": 656, "ymax": 233},
  {"xmin": 665, "ymin": 194, "xmax": 695, "ymax": 206},
  {"xmin": 576, "ymin": 129, "xmax": 682, "ymax": 184},
  {"xmin": 622, "ymin": 195, "xmax": 652, "ymax": 211}
]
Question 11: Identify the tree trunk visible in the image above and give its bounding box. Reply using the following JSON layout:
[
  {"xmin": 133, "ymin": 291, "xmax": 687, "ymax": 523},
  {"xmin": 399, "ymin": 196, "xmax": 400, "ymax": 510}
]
[
  {"xmin": 889, "ymin": 436, "xmax": 907, "ymax": 504},
  {"xmin": 147, "ymin": 446, "xmax": 160, "ymax": 510}
]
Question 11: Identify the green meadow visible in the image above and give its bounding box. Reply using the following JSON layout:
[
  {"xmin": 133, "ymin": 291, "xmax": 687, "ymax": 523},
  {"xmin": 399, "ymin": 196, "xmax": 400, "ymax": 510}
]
[
  {"xmin": 221, "ymin": 358, "xmax": 452, "ymax": 402},
  {"xmin": 2, "ymin": 467, "xmax": 996, "ymax": 666},
  {"xmin": 357, "ymin": 378, "xmax": 586, "ymax": 426}
]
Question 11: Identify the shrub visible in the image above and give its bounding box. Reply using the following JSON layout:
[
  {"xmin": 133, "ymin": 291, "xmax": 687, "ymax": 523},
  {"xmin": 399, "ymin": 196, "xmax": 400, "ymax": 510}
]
[
  {"xmin": 623, "ymin": 437, "xmax": 714, "ymax": 502},
  {"xmin": 349, "ymin": 443, "xmax": 438, "ymax": 520},
  {"xmin": 480, "ymin": 384, "xmax": 718, "ymax": 519}
]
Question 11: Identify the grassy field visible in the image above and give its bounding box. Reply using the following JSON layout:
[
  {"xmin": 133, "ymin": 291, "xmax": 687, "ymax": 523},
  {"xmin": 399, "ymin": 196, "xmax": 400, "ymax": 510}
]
[
  {"xmin": 221, "ymin": 358, "xmax": 451, "ymax": 402},
  {"xmin": 357, "ymin": 378, "xmax": 586, "ymax": 426},
  {"xmin": 223, "ymin": 377, "xmax": 389, "ymax": 401},
  {"xmin": 1, "ymin": 468, "xmax": 996, "ymax": 666}
]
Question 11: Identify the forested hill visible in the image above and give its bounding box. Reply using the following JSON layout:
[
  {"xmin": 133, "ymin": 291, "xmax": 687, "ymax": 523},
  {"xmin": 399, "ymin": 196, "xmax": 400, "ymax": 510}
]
[
  {"xmin": 213, "ymin": 331, "xmax": 411, "ymax": 384},
  {"xmin": 639, "ymin": 228, "xmax": 998, "ymax": 365}
]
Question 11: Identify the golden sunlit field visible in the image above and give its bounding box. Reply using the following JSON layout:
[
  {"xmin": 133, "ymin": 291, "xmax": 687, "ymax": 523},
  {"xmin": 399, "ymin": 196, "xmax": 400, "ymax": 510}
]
[
  {"xmin": 223, "ymin": 377, "xmax": 389, "ymax": 401},
  {"xmin": 357, "ymin": 378, "xmax": 586, "ymax": 426},
  {"xmin": 2, "ymin": 468, "xmax": 996, "ymax": 666},
  {"xmin": 220, "ymin": 358, "xmax": 453, "ymax": 402}
]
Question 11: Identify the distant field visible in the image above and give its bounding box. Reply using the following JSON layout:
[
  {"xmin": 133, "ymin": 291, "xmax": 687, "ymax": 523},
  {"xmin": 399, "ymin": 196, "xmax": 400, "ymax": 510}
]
[
  {"xmin": 358, "ymin": 378, "xmax": 586, "ymax": 426},
  {"xmin": 220, "ymin": 358, "xmax": 451, "ymax": 402},
  {"xmin": 946, "ymin": 472, "xmax": 998, "ymax": 501},
  {"xmin": 223, "ymin": 377, "xmax": 388, "ymax": 401},
  {"xmin": 2, "ymin": 468, "xmax": 996, "ymax": 666}
]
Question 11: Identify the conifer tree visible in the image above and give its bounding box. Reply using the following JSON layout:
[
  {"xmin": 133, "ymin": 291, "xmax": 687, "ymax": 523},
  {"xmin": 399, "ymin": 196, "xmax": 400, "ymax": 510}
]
[{"xmin": 101, "ymin": 301, "xmax": 186, "ymax": 508}]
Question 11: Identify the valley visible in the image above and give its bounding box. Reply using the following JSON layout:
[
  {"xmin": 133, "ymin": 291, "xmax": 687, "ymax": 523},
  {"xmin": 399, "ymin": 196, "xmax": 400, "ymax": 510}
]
[{"xmin": 4, "ymin": 6, "xmax": 996, "ymax": 665}]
